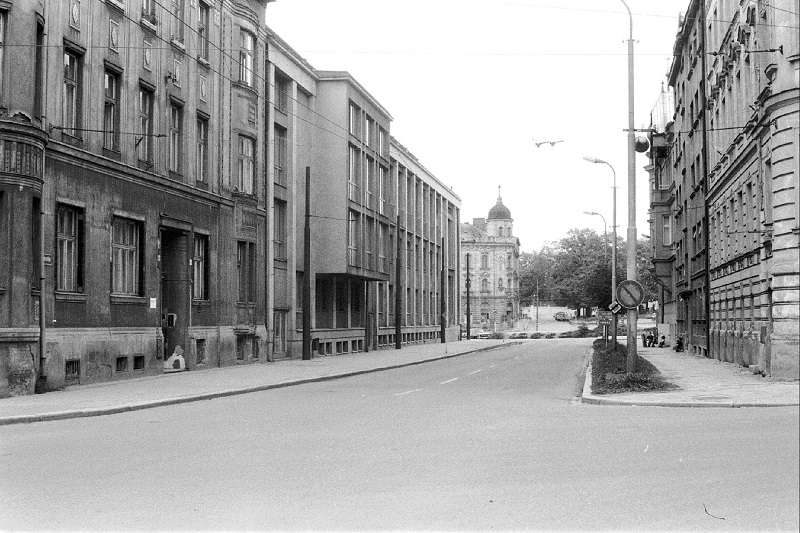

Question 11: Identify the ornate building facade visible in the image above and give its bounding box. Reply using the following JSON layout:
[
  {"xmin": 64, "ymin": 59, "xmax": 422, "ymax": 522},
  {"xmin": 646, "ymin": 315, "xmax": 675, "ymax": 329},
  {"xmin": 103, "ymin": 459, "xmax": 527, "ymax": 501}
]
[
  {"xmin": 460, "ymin": 191, "xmax": 520, "ymax": 331},
  {"xmin": 647, "ymin": 0, "xmax": 799, "ymax": 380}
]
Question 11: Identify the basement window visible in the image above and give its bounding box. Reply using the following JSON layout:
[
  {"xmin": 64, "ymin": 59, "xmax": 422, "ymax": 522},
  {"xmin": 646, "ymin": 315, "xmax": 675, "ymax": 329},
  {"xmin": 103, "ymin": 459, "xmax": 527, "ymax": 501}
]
[
  {"xmin": 133, "ymin": 355, "xmax": 145, "ymax": 370},
  {"xmin": 115, "ymin": 356, "xmax": 128, "ymax": 372},
  {"xmin": 65, "ymin": 360, "xmax": 80, "ymax": 380}
]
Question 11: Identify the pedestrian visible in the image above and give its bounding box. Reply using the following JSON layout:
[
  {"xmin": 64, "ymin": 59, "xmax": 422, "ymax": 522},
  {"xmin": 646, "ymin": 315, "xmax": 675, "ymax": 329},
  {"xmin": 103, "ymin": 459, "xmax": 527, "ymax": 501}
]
[
  {"xmin": 674, "ymin": 336, "xmax": 684, "ymax": 352},
  {"xmin": 658, "ymin": 335, "xmax": 666, "ymax": 348},
  {"xmin": 646, "ymin": 331, "xmax": 654, "ymax": 347}
]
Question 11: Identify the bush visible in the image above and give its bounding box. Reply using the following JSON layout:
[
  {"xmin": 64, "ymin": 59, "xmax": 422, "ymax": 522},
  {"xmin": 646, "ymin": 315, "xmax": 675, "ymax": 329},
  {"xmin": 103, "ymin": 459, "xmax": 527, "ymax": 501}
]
[
  {"xmin": 489, "ymin": 331, "xmax": 505, "ymax": 339},
  {"xmin": 590, "ymin": 339, "xmax": 677, "ymax": 395}
]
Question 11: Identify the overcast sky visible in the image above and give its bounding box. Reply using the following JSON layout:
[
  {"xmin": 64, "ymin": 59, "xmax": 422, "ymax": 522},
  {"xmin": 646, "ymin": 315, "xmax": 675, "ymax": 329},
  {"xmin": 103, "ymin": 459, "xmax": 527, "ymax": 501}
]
[{"xmin": 266, "ymin": 0, "xmax": 691, "ymax": 252}]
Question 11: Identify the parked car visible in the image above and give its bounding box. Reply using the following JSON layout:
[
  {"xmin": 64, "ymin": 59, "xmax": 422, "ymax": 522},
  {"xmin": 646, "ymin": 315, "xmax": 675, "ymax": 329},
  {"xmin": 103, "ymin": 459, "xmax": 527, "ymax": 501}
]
[
  {"xmin": 461, "ymin": 328, "xmax": 489, "ymax": 339},
  {"xmin": 508, "ymin": 332, "xmax": 528, "ymax": 339},
  {"xmin": 554, "ymin": 311, "xmax": 569, "ymax": 321}
]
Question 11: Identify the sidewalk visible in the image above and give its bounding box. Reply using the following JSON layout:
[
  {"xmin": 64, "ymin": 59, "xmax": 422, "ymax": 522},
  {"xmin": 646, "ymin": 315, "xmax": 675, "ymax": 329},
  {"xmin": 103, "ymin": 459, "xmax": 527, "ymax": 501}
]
[
  {"xmin": 582, "ymin": 343, "xmax": 800, "ymax": 408},
  {"xmin": 0, "ymin": 340, "xmax": 509, "ymax": 426},
  {"xmin": 2, "ymin": 339, "xmax": 797, "ymax": 426}
]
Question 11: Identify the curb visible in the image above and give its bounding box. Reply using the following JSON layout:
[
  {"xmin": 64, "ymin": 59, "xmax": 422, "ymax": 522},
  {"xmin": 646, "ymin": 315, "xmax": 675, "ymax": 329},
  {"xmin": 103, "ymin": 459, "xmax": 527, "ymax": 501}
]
[
  {"xmin": 580, "ymin": 359, "xmax": 799, "ymax": 408},
  {"xmin": 0, "ymin": 343, "xmax": 513, "ymax": 426}
]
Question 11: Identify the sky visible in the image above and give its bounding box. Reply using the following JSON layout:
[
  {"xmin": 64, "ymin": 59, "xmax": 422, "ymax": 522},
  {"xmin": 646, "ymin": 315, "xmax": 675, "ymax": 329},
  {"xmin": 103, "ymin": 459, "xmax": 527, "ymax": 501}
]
[{"xmin": 266, "ymin": 0, "xmax": 691, "ymax": 252}]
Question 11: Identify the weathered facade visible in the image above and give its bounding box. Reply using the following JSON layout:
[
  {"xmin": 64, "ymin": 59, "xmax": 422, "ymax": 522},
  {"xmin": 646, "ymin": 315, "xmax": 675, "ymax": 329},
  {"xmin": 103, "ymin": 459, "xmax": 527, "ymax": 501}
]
[
  {"xmin": 460, "ymin": 193, "xmax": 520, "ymax": 331},
  {"xmin": 0, "ymin": 0, "xmax": 462, "ymax": 397},
  {"xmin": 648, "ymin": 0, "xmax": 799, "ymax": 380}
]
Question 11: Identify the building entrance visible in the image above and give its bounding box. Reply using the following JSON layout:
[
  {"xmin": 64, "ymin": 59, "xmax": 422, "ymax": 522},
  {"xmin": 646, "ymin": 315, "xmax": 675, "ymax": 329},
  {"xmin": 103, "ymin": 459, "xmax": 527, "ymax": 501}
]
[{"xmin": 160, "ymin": 227, "xmax": 191, "ymax": 365}]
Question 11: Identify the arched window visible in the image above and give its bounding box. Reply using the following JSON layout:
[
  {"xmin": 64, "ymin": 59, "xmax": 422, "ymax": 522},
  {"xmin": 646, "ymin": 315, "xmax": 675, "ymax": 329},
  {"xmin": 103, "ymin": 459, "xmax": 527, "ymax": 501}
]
[
  {"xmin": 481, "ymin": 279, "xmax": 488, "ymax": 292},
  {"xmin": 498, "ymin": 278, "xmax": 504, "ymax": 290},
  {"xmin": 481, "ymin": 254, "xmax": 488, "ymax": 269},
  {"xmin": 497, "ymin": 227, "xmax": 503, "ymax": 237}
]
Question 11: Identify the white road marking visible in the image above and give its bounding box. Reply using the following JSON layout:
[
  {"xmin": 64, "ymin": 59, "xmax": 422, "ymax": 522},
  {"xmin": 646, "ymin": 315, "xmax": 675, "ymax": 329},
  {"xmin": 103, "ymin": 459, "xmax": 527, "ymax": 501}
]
[
  {"xmin": 489, "ymin": 364, "xmax": 498, "ymax": 368},
  {"xmin": 393, "ymin": 389, "xmax": 422, "ymax": 397},
  {"xmin": 440, "ymin": 378, "xmax": 459, "ymax": 384},
  {"xmin": 469, "ymin": 370, "xmax": 483, "ymax": 375}
]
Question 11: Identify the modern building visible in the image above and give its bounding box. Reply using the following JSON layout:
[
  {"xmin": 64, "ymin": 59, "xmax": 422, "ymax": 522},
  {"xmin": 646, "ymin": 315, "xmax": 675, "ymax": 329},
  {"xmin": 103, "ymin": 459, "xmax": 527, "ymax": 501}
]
[
  {"xmin": 0, "ymin": 0, "xmax": 462, "ymax": 397},
  {"xmin": 460, "ymin": 192, "xmax": 520, "ymax": 332},
  {"xmin": 647, "ymin": 0, "xmax": 799, "ymax": 380}
]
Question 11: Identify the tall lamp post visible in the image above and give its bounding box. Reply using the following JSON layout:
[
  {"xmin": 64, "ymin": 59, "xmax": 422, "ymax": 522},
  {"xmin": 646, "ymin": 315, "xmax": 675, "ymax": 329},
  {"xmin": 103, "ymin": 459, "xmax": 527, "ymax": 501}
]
[
  {"xmin": 583, "ymin": 211, "xmax": 608, "ymax": 264},
  {"xmin": 583, "ymin": 157, "xmax": 618, "ymax": 345},
  {"xmin": 620, "ymin": 0, "xmax": 638, "ymax": 373}
]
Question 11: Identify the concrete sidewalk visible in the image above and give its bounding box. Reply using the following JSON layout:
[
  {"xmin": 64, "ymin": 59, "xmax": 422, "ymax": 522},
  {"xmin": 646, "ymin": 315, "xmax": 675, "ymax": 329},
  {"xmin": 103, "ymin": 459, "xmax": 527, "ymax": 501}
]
[
  {"xmin": 2, "ymin": 339, "xmax": 797, "ymax": 426},
  {"xmin": 0, "ymin": 340, "xmax": 510, "ymax": 426},
  {"xmin": 582, "ymin": 343, "xmax": 800, "ymax": 408}
]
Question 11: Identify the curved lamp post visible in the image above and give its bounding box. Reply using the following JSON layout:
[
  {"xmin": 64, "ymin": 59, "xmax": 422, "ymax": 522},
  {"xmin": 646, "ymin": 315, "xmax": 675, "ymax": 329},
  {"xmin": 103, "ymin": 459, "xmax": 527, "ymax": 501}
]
[
  {"xmin": 583, "ymin": 211, "xmax": 608, "ymax": 263},
  {"xmin": 584, "ymin": 157, "xmax": 618, "ymax": 346}
]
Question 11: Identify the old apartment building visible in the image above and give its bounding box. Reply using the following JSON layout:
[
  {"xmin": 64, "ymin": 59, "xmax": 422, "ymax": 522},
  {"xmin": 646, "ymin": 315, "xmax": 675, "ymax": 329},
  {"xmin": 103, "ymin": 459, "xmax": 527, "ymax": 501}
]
[
  {"xmin": 460, "ymin": 193, "xmax": 521, "ymax": 331},
  {"xmin": 647, "ymin": 0, "xmax": 799, "ymax": 380},
  {"xmin": 0, "ymin": 0, "xmax": 461, "ymax": 397}
]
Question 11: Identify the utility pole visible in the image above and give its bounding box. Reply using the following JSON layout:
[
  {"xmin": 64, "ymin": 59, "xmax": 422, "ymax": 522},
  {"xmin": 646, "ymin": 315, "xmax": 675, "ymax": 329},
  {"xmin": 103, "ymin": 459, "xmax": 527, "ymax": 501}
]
[
  {"xmin": 302, "ymin": 167, "xmax": 312, "ymax": 360},
  {"xmin": 395, "ymin": 215, "xmax": 402, "ymax": 349},
  {"xmin": 440, "ymin": 237, "xmax": 446, "ymax": 343},
  {"xmin": 621, "ymin": 0, "xmax": 638, "ymax": 373},
  {"xmin": 465, "ymin": 253, "xmax": 471, "ymax": 339}
]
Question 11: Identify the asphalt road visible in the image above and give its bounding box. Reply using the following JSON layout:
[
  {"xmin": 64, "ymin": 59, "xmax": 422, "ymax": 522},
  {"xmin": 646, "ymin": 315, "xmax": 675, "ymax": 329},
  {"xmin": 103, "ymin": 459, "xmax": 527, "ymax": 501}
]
[{"xmin": 1, "ymin": 339, "xmax": 798, "ymax": 531}]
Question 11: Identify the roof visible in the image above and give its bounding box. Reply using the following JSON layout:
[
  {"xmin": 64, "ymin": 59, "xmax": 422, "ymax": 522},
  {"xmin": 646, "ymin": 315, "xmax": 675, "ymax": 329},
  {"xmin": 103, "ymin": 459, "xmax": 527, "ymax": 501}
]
[{"xmin": 487, "ymin": 194, "xmax": 511, "ymax": 220}]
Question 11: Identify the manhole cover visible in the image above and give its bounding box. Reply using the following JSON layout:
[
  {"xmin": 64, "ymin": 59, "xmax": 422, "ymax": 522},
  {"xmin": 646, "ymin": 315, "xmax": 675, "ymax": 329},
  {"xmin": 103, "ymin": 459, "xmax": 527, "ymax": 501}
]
[{"xmin": 692, "ymin": 395, "xmax": 731, "ymax": 401}]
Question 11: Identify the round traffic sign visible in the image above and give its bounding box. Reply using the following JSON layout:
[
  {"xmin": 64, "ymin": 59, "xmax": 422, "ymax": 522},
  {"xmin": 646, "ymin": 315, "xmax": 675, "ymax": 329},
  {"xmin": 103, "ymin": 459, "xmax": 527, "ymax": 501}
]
[{"xmin": 616, "ymin": 279, "xmax": 644, "ymax": 309}]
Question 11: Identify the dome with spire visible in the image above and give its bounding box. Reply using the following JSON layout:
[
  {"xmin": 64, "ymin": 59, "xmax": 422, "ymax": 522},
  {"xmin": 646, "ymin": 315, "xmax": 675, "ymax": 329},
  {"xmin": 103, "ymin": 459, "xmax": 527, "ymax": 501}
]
[{"xmin": 487, "ymin": 187, "xmax": 511, "ymax": 220}]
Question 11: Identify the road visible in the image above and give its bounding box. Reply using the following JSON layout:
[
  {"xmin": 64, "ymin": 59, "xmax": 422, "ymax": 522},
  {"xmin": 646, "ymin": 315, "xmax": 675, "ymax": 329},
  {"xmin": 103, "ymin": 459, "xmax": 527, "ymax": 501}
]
[{"xmin": 1, "ymin": 339, "xmax": 798, "ymax": 531}]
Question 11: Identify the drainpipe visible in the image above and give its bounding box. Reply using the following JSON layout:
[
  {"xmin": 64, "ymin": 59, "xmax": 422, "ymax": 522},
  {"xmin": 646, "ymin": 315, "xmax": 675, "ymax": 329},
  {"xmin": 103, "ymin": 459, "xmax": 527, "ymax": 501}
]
[
  {"xmin": 38, "ymin": 202, "xmax": 46, "ymax": 383},
  {"xmin": 700, "ymin": 0, "xmax": 711, "ymax": 358}
]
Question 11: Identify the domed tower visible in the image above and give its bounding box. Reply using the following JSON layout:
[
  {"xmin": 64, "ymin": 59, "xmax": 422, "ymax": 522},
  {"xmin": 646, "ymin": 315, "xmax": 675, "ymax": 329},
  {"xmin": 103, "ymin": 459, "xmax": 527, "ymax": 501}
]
[{"xmin": 486, "ymin": 187, "xmax": 513, "ymax": 238}]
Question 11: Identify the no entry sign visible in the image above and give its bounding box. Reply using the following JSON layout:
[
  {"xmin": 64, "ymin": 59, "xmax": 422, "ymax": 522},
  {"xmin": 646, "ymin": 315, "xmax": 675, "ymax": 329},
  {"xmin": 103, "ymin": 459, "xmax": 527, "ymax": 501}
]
[{"xmin": 616, "ymin": 279, "xmax": 644, "ymax": 309}]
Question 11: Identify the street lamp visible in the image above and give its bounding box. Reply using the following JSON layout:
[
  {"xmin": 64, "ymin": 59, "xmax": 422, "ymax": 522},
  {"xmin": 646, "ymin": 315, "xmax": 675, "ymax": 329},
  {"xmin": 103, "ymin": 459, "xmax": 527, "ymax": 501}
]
[
  {"xmin": 583, "ymin": 211, "xmax": 608, "ymax": 263},
  {"xmin": 583, "ymin": 157, "xmax": 618, "ymax": 346}
]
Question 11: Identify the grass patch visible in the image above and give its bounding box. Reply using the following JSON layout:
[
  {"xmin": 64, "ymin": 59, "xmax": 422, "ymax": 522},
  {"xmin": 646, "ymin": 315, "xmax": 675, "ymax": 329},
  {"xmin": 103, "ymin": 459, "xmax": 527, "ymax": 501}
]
[{"xmin": 590, "ymin": 338, "xmax": 678, "ymax": 395}]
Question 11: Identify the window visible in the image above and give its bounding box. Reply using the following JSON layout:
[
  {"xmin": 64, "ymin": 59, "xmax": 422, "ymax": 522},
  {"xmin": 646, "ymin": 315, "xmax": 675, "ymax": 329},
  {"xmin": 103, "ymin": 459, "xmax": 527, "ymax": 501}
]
[
  {"xmin": 111, "ymin": 217, "xmax": 143, "ymax": 296},
  {"xmin": 170, "ymin": 0, "xmax": 184, "ymax": 43},
  {"xmin": 142, "ymin": 0, "xmax": 155, "ymax": 21},
  {"xmin": 196, "ymin": 115, "xmax": 208, "ymax": 182},
  {"xmin": 138, "ymin": 87, "xmax": 154, "ymax": 162},
  {"xmin": 237, "ymin": 241, "xmax": 256, "ymax": 303},
  {"xmin": 239, "ymin": 30, "xmax": 254, "ymax": 86},
  {"xmin": 103, "ymin": 71, "xmax": 120, "ymax": 150},
  {"xmin": 193, "ymin": 234, "xmax": 208, "ymax": 300},
  {"xmin": 379, "ymin": 128, "xmax": 387, "ymax": 157},
  {"xmin": 481, "ymin": 254, "xmax": 488, "ymax": 269},
  {"xmin": 63, "ymin": 50, "xmax": 82, "ymax": 136},
  {"xmin": 348, "ymin": 146, "xmax": 360, "ymax": 201},
  {"xmin": 197, "ymin": 2, "xmax": 209, "ymax": 60},
  {"xmin": 348, "ymin": 210, "xmax": 359, "ymax": 266},
  {"xmin": 237, "ymin": 135, "xmax": 255, "ymax": 194},
  {"xmin": 275, "ymin": 76, "xmax": 289, "ymax": 113},
  {"xmin": 364, "ymin": 116, "xmax": 372, "ymax": 147},
  {"xmin": 379, "ymin": 166, "xmax": 386, "ymax": 215},
  {"xmin": 273, "ymin": 125, "xmax": 287, "ymax": 186},
  {"xmin": 0, "ymin": 11, "xmax": 6, "ymax": 89},
  {"xmin": 481, "ymin": 278, "xmax": 488, "ymax": 292},
  {"xmin": 56, "ymin": 205, "xmax": 85, "ymax": 292},
  {"xmin": 274, "ymin": 199, "xmax": 287, "ymax": 260},
  {"xmin": 349, "ymin": 102, "xmax": 360, "ymax": 137},
  {"xmin": 662, "ymin": 215, "xmax": 672, "ymax": 246},
  {"xmin": 168, "ymin": 102, "xmax": 183, "ymax": 173},
  {"xmin": 34, "ymin": 22, "xmax": 44, "ymax": 117}
]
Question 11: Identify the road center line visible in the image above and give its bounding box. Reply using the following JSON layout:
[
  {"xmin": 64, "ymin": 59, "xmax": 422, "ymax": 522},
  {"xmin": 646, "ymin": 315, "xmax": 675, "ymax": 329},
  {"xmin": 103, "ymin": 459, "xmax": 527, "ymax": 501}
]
[
  {"xmin": 393, "ymin": 389, "xmax": 422, "ymax": 397},
  {"xmin": 469, "ymin": 369, "xmax": 483, "ymax": 375},
  {"xmin": 440, "ymin": 378, "xmax": 459, "ymax": 384},
  {"xmin": 489, "ymin": 364, "xmax": 498, "ymax": 368}
]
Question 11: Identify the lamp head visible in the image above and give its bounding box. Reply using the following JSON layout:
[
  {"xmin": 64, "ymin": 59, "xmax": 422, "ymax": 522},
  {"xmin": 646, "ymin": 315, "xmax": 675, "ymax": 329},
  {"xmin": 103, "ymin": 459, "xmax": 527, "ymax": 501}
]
[
  {"xmin": 583, "ymin": 211, "xmax": 599, "ymax": 216},
  {"xmin": 583, "ymin": 156, "xmax": 606, "ymax": 164}
]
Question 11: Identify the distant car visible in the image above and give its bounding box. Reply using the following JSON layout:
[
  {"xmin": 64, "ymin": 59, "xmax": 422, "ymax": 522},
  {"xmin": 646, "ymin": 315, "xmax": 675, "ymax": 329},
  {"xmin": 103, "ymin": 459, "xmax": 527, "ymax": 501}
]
[
  {"xmin": 461, "ymin": 328, "xmax": 489, "ymax": 339},
  {"xmin": 554, "ymin": 311, "xmax": 569, "ymax": 321},
  {"xmin": 508, "ymin": 332, "xmax": 528, "ymax": 339}
]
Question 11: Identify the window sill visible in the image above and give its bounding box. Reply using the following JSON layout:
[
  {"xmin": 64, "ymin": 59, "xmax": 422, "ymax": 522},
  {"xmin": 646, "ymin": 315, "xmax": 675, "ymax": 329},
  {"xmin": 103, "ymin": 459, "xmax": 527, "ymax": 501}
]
[
  {"xmin": 233, "ymin": 81, "xmax": 257, "ymax": 95},
  {"xmin": 55, "ymin": 291, "xmax": 87, "ymax": 302},
  {"xmin": 197, "ymin": 57, "xmax": 211, "ymax": 69},
  {"xmin": 111, "ymin": 295, "xmax": 148, "ymax": 305},
  {"xmin": 140, "ymin": 17, "xmax": 157, "ymax": 33},
  {"xmin": 103, "ymin": 147, "xmax": 122, "ymax": 161},
  {"xmin": 192, "ymin": 299, "xmax": 211, "ymax": 307},
  {"xmin": 170, "ymin": 38, "xmax": 186, "ymax": 53},
  {"xmin": 105, "ymin": 0, "xmax": 125, "ymax": 14},
  {"xmin": 195, "ymin": 179, "xmax": 209, "ymax": 190}
]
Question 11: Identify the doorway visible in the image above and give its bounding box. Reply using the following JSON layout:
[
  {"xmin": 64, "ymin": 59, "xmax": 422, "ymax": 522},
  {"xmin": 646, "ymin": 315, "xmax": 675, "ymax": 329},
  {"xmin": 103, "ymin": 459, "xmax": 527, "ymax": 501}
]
[{"xmin": 160, "ymin": 227, "xmax": 190, "ymax": 363}]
